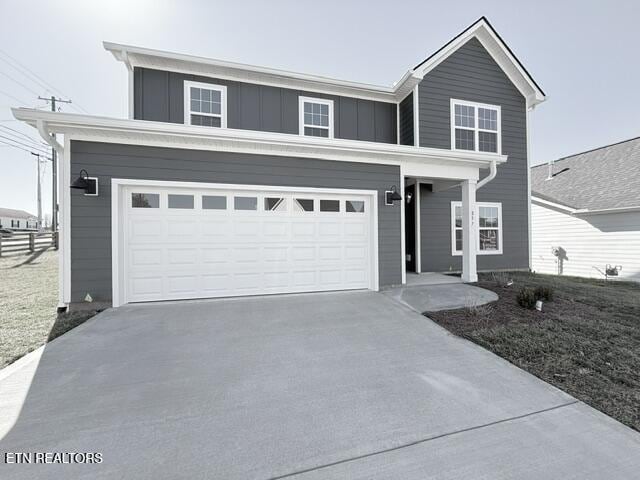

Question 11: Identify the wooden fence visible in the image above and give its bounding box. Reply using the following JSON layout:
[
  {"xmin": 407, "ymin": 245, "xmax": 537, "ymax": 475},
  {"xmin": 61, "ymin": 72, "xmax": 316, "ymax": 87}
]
[{"xmin": 0, "ymin": 232, "xmax": 58, "ymax": 256}]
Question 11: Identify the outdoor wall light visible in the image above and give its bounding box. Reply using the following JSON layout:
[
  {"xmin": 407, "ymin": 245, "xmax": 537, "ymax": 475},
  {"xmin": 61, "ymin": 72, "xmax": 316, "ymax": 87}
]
[
  {"xmin": 385, "ymin": 186, "xmax": 402, "ymax": 205},
  {"xmin": 70, "ymin": 169, "xmax": 98, "ymax": 196}
]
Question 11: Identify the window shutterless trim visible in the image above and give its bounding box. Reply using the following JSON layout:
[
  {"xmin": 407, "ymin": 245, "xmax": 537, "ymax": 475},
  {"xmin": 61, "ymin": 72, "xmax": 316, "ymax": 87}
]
[
  {"xmin": 450, "ymin": 99, "xmax": 501, "ymax": 155},
  {"xmin": 451, "ymin": 201, "xmax": 503, "ymax": 256},
  {"xmin": 298, "ymin": 96, "xmax": 334, "ymax": 138},
  {"xmin": 184, "ymin": 80, "xmax": 227, "ymax": 128}
]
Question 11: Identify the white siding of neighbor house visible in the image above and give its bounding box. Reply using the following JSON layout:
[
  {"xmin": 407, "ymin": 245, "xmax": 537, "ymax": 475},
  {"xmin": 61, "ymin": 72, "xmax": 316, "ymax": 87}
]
[{"xmin": 531, "ymin": 202, "xmax": 640, "ymax": 282}]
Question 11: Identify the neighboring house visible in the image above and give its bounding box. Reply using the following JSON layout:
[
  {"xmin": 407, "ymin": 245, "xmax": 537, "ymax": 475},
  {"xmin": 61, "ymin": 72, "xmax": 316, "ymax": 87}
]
[
  {"xmin": 0, "ymin": 208, "xmax": 38, "ymax": 231},
  {"xmin": 13, "ymin": 17, "xmax": 546, "ymax": 309},
  {"xmin": 531, "ymin": 137, "xmax": 640, "ymax": 281}
]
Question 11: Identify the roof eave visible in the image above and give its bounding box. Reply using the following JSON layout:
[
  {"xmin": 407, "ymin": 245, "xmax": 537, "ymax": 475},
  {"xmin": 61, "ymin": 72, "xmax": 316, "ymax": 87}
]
[{"xmin": 13, "ymin": 108, "xmax": 506, "ymax": 170}]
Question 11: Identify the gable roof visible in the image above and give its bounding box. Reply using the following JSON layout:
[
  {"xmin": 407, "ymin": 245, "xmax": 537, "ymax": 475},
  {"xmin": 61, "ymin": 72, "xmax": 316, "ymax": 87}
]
[
  {"xmin": 0, "ymin": 208, "xmax": 35, "ymax": 219},
  {"xmin": 413, "ymin": 17, "xmax": 545, "ymax": 107},
  {"xmin": 104, "ymin": 17, "xmax": 545, "ymax": 107},
  {"xmin": 531, "ymin": 136, "xmax": 640, "ymax": 212}
]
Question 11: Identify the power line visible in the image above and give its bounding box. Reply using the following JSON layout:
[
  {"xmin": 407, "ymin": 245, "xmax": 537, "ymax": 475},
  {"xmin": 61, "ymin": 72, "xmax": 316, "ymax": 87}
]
[
  {"xmin": 0, "ymin": 131, "xmax": 49, "ymax": 154},
  {"xmin": 0, "ymin": 125, "xmax": 49, "ymax": 147},
  {"xmin": 0, "ymin": 48, "xmax": 90, "ymax": 114},
  {"xmin": 0, "ymin": 87, "xmax": 30, "ymax": 105},
  {"xmin": 0, "ymin": 124, "xmax": 47, "ymax": 147},
  {"xmin": 0, "ymin": 134, "xmax": 50, "ymax": 155},
  {"xmin": 0, "ymin": 138, "xmax": 49, "ymax": 156},
  {"xmin": 0, "ymin": 70, "xmax": 41, "ymax": 97}
]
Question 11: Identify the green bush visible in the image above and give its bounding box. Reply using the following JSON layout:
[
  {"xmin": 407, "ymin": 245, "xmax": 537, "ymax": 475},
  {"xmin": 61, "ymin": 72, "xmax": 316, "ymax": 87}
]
[
  {"xmin": 534, "ymin": 285, "xmax": 554, "ymax": 301},
  {"xmin": 516, "ymin": 287, "xmax": 537, "ymax": 309}
]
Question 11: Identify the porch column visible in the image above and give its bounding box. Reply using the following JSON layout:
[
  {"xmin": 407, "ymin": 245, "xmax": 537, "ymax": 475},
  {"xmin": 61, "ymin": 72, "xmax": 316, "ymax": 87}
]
[{"xmin": 461, "ymin": 179, "xmax": 477, "ymax": 283}]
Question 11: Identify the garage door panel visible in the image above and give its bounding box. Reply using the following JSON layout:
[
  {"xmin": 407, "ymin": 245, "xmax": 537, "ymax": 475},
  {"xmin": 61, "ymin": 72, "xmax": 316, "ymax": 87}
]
[{"xmin": 122, "ymin": 185, "xmax": 374, "ymax": 303}]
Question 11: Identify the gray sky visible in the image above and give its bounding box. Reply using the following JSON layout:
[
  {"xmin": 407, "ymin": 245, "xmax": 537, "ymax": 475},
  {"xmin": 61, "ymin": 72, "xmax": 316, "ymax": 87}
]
[{"xmin": 1, "ymin": 0, "xmax": 638, "ymax": 215}]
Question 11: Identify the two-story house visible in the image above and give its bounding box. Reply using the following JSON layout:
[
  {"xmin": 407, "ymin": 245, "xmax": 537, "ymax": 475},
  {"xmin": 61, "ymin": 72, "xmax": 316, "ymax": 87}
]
[{"xmin": 13, "ymin": 17, "xmax": 545, "ymax": 309}]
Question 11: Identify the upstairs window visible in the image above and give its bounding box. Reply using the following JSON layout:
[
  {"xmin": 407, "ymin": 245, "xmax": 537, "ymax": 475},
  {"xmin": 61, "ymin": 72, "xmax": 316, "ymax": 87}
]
[
  {"xmin": 299, "ymin": 97, "xmax": 333, "ymax": 138},
  {"xmin": 451, "ymin": 100, "xmax": 500, "ymax": 154},
  {"xmin": 184, "ymin": 81, "xmax": 227, "ymax": 128}
]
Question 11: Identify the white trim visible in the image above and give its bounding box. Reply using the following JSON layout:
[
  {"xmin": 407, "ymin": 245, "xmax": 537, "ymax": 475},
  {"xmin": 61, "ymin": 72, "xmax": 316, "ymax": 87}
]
[
  {"xmin": 396, "ymin": 103, "xmax": 400, "ymax": 145},
  {"xmin": 84, "ymin": 177, "xmax": 99, "ymax": 196},
  {"xmin": 104, "ymin": 41, "xmax": 419, "ymax": 104},
  {"xmin": 110, "ymin": 179, "xmax": 380, "ymax": 307},
  {"xmin": 451, "ymin": 201, "xmax": 503, "ymax": 256},
  {"xmin": 14, "ymin": 109, "xmax": 505, "ymax": 172},
  {"xmin": 412, "ymin": 85, "xmax": 419, "ymax": 147},
  {"xmin": 400, "ymin": 166, "xmax": 406, "ymax": 284},
  {"xmin": 412, "ymin": 18, "xmax": 546, "ymax": 108},
  {"xmin": 298, "ymin": 96, "xmax": 334, "ymax": 138},
  {"xmin": 450, "ymin": 99, "xmax": 502, "ymax": 155},
  {"xmin": 183, "ymin": 80, "xmax": 227, "ymax": 128},
  {"xmin": 62, "ymin": 136, "xmax": 71, "ymax": 305},
  {"xmin": 531, "ymin": 195, "xmax": 640, "ymax": 216},
  {"xmin": 414, "ymin": 181, "xmax": 421, "ymax": 273},
  {"xmin": 526, "ymin": 107, "xmax": 532, "ymax": 270},
  {"xmin": 530, "ymin": 196, "xmax": 577, "ymax": 214}
]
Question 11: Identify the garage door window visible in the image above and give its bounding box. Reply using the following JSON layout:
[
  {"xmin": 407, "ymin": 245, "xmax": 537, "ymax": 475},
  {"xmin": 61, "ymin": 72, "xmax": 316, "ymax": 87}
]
[
  {"xmin": 202, "ymin": 195, "xmax": 227, "ymax": 210},
  {"xmin": 168, "ymin": 194, "xmax": 194, "ymax": 209},
  {"xmin": 320, "ymin": 200, "xmax": 340, "ymax": 212},
  {"xmin": 234, "ymin": 196, "xmax": 257, "ymax": 211},
  {"xmin": 132, "ymin": 193, "xmax": 159, "ymax": 208},
  {"xmin": 346, "ymin": 200, "xmax": 365, "ymax": 213},
  {"xmin": 294, "ymin": 198, "xmax": 314, "ymax": 212},
  {"xmin": 265, "ymin": 197, "xmax": 287, "ymax": 212}
]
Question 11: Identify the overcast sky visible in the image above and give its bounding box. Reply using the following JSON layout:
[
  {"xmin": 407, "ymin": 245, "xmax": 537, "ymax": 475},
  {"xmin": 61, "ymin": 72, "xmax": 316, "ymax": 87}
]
[{"xmin": 1, "ymin": 0, "xmax": 638, "ymax": 215}]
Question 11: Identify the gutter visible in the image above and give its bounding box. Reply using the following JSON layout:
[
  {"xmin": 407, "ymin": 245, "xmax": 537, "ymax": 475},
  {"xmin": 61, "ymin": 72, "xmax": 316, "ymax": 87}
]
[
  {"xmin": 476, "ymin": 160, "xmax": 497, "ymax": 190},
  {"xmin": 531, "ymin": 196, "xmax": 640, "ymax": 216}
]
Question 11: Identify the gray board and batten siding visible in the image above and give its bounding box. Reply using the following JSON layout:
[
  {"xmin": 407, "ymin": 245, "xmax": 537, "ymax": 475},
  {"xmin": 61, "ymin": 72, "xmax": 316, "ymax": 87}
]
[
  {"xmin": 417, "ymin": 38, "xmax": 529, "ymax": 272},
  {"xmin": 69, "ymin": 141, "xmax": 402, "ymax": 303},
  {"xmin": 133, "ymin": 67, "xmax": 397, "ymax": 144}
]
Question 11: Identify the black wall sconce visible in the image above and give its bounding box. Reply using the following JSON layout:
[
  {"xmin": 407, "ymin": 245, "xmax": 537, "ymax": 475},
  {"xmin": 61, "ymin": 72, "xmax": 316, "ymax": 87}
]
[
  {"xmin": 385, "ymin": 186, "xmax": 402, "ymax": 205},
  {"xmin": 70, "ymin": 169, "xmax": 98, "ymax": 196}
]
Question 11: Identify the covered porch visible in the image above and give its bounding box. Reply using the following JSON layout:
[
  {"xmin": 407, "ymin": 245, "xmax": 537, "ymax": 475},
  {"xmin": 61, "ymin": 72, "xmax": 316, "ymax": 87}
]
[{"xmin": 400, "ymin": 159, "xmax": 499, "ymax": 285}]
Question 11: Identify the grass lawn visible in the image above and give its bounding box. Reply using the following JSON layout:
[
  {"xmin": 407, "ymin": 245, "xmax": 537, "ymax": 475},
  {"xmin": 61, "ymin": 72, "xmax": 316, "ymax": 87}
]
[
  {"xmin": 0, "ymin": 249, "xmax": 101, "ymax": 369},
  {"xmin": 427, "ymin": 272, "xmax": 640, "ymax": 432}
]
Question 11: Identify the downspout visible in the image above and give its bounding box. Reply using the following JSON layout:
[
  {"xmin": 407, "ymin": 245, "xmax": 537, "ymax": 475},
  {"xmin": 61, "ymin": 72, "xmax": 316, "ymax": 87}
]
[
  {"xmin": 121, "ymin": 50, "xmax": 135, "ymax": 119},
  {"xmin": 37, "ymin": 120, "xmax": 63, "ymax": 157},
  {"xmin": 476, "ymin": 160, "xmax": 497, "ymax": 190}
]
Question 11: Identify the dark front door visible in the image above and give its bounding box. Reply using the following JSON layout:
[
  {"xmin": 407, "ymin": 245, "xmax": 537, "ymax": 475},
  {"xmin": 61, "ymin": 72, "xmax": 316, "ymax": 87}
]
[{"xmin": 405, "ymin": 184, "xmax": 416, "ymax": 273}]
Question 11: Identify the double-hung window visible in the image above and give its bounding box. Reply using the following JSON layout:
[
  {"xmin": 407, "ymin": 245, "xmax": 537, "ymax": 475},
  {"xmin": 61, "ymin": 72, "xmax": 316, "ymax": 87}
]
[
  {"xmin": 184, "ymin": 81, "xmax": 227, "ymax": 128},
  {"xmin": 451, "ymin": 202, "xmax": 503, "ymax": 255},
  {"xmin": 451, "ymin": 99, "xmax": 500, "ymax": 154},
  {"xmin": 299, "ymin": 96, "xmax": 333, "ymax": 138}
]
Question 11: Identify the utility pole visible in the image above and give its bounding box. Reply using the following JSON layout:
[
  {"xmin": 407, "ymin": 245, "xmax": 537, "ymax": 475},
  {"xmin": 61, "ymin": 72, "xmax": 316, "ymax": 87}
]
[
  {"xmin": 38, "ymin": 95, "xmax": 72, "ymax": 232},
  {"xmin": 30, "ymin": 152, "xmax": 45, "ymax": 231}
]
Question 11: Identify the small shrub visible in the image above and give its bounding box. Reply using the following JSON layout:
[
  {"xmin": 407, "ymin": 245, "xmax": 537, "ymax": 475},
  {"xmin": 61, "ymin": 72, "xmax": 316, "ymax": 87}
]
[
  {"xmin": 534, "ymin": 285, "xmax": 554, "ymax": 301},
  {"xmin": 491, "ymin": 271, "xmax": 510, "ymax": 287},
  {"xmin": 516, "ymin": 287, "xmax": 537, "ymax": 309}
]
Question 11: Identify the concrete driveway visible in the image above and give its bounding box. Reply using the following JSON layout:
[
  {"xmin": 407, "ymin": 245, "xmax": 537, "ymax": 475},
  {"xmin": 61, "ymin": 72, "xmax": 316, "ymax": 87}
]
[{"xmin": 1, "ymin": 291, "xmax": 638, "ymax": 479}]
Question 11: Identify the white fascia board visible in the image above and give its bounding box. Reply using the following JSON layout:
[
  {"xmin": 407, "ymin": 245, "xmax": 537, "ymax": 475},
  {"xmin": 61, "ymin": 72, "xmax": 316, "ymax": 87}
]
[
  {"xmin": 531, "ymin": 196, "xmax": 577, "ymax": 214},
  {"xmin": 104, "ymin": 41, "xmax": 421, "ymax": 104},
  {"xmin": 413, "ymin": 19, "xmax": 546, "ymax": 108},
  {"xmin": 532, "ymin": 195, "xmax": 640, "ymax": 216},
  {"xmin": 13, "ymin": 109, "xmax": 505, "ymax": 172}
]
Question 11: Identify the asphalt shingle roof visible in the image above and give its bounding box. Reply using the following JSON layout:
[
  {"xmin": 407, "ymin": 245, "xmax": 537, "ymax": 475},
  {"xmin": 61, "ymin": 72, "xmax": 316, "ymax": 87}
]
[{"xmin": 531, "ymin": 137, "xmax": 640, "ymax": 211}]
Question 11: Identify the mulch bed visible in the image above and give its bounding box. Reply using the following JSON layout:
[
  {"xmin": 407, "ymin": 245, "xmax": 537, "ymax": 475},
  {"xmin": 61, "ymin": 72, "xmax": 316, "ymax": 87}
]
[{"xmin": 426, "ymin": 272, "xmax": 640, "ymax": 432}]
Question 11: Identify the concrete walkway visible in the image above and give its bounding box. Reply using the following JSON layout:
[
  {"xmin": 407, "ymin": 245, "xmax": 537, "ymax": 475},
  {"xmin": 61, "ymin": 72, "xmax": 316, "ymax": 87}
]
[
  {"xmin": 384, "ymin": 279, "xmax": 498, "ymax": 313},
  {"xmin": 0, "ymin": 291, "xmax": 638, "ymax": 479}
]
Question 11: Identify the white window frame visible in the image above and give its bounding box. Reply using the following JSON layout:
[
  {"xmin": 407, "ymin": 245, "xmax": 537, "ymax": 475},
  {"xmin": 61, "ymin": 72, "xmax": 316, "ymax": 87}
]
[
  {"xmin": 184, "ymin": 80, "xmax": 227, "ymax": 128},
  {"xmin": 450, "ymin": 99, "xmax": 501, "ymax": 155},
  {"xmin": 299, "ymin": 96, "xmax": 334, "ymax": 138},
  {"xmin": 451, "ymin": 201, "xmax": 503, "ymax": 256}
]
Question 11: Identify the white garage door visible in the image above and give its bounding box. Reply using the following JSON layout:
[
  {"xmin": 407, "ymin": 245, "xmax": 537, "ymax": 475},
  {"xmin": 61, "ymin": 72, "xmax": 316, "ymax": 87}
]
[{"xmin": 119, "ymin": 183, "xmax": 376, "ymax": 303}]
